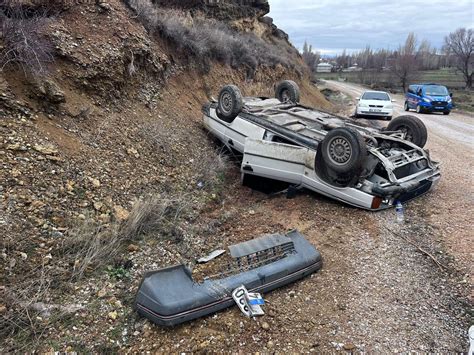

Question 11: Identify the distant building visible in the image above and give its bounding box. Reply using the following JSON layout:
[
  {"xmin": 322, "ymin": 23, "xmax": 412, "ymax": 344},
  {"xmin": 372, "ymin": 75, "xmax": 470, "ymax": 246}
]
[
  {"xmin": 343, "ymin": 65, "xmax": 362, "ymax": 72},
  {"xmin": 316, "ymin": 63, "xmax": 333, "ymax": 73}
]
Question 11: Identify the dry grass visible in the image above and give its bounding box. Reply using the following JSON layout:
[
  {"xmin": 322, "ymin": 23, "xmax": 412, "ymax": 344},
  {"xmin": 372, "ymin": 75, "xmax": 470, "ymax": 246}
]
[{"xmin": 125, "ymin": 0, "xmax": 301, "ymax": 77}]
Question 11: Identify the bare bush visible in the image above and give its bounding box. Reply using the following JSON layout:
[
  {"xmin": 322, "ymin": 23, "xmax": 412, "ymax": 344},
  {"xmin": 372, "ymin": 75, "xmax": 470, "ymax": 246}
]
[
  {"xmin": 0, "ymin": 1, "xmax": 55, "ymax": 76},
  {"xmin": 125, "ymin": 0, "xmax": 299, "ymax": 76},
  {"xmin": 194, "ymin": 148, "xmax": 228, "ymax": 192}
]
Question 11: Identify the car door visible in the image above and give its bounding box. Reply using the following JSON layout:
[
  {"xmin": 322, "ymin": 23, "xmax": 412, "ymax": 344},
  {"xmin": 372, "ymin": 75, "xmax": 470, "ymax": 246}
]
[
  {"xmin": 241, "ymin": 138, "xmax": 311, "ymax": 185},
  {"xmin": 407, "ymin": 85, "xmax": 417, "ymax": 108},
  {"xmin": 224, "ymin": 118, "xmax": 265, "ymax": 153}
]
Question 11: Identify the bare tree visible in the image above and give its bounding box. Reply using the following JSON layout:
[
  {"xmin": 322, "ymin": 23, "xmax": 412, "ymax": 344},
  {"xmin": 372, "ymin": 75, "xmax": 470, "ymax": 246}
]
[
  {"xmin": 390, "ymin": 32, "xmax": 418, "ymax": 92},
  {"xmin": 301, "ymin": 40, "xmax": 320, "ymax": 72},
  {"xmin": 444, "ymin": 28, "xmax": 473, "ymax": 89}
]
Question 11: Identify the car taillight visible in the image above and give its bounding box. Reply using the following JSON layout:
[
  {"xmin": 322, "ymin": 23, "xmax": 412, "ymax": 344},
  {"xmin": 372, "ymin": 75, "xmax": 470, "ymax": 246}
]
[{"xmin": 371, "ymin": 196, "xmax": 383, "ymax": 209}]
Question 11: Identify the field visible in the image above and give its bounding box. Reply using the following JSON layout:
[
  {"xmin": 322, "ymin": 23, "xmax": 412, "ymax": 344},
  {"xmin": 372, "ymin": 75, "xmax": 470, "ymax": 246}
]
[
  {"xmin": 316, "ymin": 68, "xmax": 466, "ymax": 89},
  {"xmin": 317, "ymin": 68, "xmax": 473, "ymax": 112}
]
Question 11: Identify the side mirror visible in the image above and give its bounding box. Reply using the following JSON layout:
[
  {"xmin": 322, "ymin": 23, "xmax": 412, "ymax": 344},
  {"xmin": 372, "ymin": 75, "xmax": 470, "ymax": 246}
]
[
  {"xmin": 417, "ymin": 90, "xmax": 422, "ymax": 96},
  {"xmin": 450, "ymin": 93, "xmax": 453, "ymax": 98}
]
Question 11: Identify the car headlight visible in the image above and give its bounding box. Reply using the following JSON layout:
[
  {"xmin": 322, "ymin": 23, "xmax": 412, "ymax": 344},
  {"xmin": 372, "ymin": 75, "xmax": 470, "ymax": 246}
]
[
  {"xmin": 422, "ymin": 98, "xmax": 431, "ymax": 103},
  {"xmin": 385, "ymin": 104, "xmax": 393, "ymax": 109},
  {"xmin": 448, "ymin": 98, "xmax": 452, "ymax": 103},
  {"xmin": 359, "ymin": 102, "xmax": 368, "ymax": 107}
]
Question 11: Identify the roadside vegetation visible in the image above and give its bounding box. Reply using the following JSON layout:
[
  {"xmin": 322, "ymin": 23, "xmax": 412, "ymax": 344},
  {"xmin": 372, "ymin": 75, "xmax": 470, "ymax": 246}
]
[
  {"xmin": 0, "ymin": 0, "xmax": 56, "ymax": 76},
  {"xmin": 125, "ymin": 0, "xmax": 303, "ymax": 78}
]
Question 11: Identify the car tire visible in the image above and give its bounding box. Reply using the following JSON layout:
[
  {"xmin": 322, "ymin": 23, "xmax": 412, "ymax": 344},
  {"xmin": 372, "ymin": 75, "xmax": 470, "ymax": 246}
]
[
  {"xmin": 416, "ymin": 104, "xmax": 423, "ymax": 114},
  {"xmin": 217, "ymin": 85, "xmax": 243, "ymax": 122},
  {"xmin": 443, "ymin": 110, "xmax": 450, "ymax": 115},
  {"xmin": 320, "ymin": 127, "xmax": 367, "ymax": 174},
  {"xmin": 387, "ymin": 115, "xmax": 428, "ymax": 148},
  {"xmin": 404, "ymin": 102, "xmax": 410, "ymax": 111},
  {"xmin": 275, "ymin": 80, "xmax": 300, "ymax": 103}
]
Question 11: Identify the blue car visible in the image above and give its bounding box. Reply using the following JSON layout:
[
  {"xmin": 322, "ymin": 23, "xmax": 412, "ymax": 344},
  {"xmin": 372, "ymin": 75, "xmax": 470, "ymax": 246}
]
[{"xmin": 404, "ymin": 83, "xmax": 453, "ymax": 115}]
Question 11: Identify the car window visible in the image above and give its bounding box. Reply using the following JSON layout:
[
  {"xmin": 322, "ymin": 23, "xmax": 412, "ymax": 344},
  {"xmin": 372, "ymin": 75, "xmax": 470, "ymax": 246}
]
[
  {"xmin": 271, "ymin": 134, "xmax": 298, "ymax": 146},
  {"xmin": 424, "ymin": 85, "xmax": 449, "ymax": 96},
  {"xmin": 361, "ymin": 92, "xmax": 390, "ymax": 101}
]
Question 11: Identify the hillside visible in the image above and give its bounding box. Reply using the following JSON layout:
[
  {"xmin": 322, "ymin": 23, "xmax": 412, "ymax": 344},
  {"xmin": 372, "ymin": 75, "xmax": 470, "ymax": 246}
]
[{"xmin": 0, "ymin": 0, "xmax": 330, "ymax": 351}]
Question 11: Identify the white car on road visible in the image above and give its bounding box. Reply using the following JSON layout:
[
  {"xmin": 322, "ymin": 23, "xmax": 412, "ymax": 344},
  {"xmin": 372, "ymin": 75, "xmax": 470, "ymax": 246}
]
[
  {"xmin": 203, "ymin": 81, "xmax": 440, "ymax": 211},
  {"xmin": 355, "ymin": 90, "xmax": 394, "ymax": 120}
]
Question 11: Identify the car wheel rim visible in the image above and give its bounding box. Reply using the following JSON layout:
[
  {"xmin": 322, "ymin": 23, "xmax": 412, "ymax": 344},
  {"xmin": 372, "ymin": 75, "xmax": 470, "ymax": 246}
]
[
  {"xmin": 327, "ymin": 137, "xmax": 352, "ymax": 165},
  {"xmin": 221, "ymin": 92, "xmax": 233, "ymax": 113}
]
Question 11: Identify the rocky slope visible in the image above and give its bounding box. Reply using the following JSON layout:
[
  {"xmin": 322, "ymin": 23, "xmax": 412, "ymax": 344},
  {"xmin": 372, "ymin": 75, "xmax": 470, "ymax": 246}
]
[{"xmin": 0, "ymin": 0, "xmax": 330, "ymax": 351}]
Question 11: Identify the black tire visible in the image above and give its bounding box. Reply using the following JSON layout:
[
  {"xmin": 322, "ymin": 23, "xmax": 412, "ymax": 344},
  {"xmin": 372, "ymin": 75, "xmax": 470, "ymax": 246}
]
[
  {"xmin": 275, "ymin": 80, "xmax": 300, "ymax": 103},
  {"xmin": 320, "ymin": 128, "xmax": 367, "ymax": 174},
  {"xmin": 217, "ymin": 85, "xmax": 243, "ymax": 122},
  {"xmin": 443, "ymin": 110, "xmax": 450, "ymax": 115},
  {"xmin": 404, "ymin": 102, "xmax": 410, "ymax": 111},
  {"xmin": 386, "ymin": 115, "xmax": 428, "ymax": 148}
]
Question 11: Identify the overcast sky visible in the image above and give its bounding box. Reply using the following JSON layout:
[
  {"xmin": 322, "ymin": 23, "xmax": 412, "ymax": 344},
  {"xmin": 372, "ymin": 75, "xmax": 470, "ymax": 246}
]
[{"xmin": 268, "ymin": 0, "xmax": 474, "ymax": 55}]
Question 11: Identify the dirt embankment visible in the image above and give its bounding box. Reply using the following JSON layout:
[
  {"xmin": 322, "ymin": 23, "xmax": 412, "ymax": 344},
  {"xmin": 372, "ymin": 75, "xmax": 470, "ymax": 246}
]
[{"xmin": 0, "ymin": 0, "xmax": 330, "ymax": 351}]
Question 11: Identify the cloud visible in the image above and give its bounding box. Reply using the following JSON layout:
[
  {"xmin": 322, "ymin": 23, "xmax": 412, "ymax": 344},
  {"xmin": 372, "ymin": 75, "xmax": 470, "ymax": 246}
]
[{"xmin": 268, "ymin": 0, "xmax": 473, "ymax": 54}]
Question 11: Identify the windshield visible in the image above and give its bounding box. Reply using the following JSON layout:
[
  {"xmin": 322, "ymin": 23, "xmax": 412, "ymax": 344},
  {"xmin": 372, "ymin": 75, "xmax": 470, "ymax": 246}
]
[
  {"xmin": 361, "ymin": 92, "xmax": 390, "ymax": 101},
  {"xmin": 424, "ymin": 85, "xmax": 449, "ymax": 96}
]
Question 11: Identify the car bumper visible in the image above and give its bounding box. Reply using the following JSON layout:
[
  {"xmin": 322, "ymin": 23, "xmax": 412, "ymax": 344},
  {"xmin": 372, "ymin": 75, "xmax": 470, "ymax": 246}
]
[
  {"xmin": 135, "ymin": 230, "xmax": 322, "ymax": 326},
  {"xmin": 357, "ymin": 107, "xmax": 393, "ymax": 116},
  {"xmin": 370, "ymin": 170, "xmax": 440, "ymax": 210},
  {"xmin": 419, "ymin": 102, "xmax": 453, "ymax": 112}
]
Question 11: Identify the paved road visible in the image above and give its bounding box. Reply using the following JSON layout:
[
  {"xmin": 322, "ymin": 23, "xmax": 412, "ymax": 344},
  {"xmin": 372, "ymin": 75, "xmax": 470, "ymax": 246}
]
[{"xmin": 322, "ymin": 80, "xmax": 473, "ymax": 148}]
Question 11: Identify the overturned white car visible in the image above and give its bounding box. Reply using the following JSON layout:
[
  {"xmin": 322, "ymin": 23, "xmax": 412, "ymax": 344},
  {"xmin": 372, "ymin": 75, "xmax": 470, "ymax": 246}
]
[{"xmin": 202, "ymin": 81, "xmax": 441, "ymax": 210}]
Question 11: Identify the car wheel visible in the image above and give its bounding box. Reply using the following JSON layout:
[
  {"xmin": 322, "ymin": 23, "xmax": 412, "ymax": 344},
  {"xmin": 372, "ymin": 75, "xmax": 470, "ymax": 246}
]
[
  {"xmin": 416, "ymin": 104, "xmax": 423, "ymax": 114},
  {"xmin": 404, "ymin": 102, "xmax": 410, "ymax": 111},
  {"xmin": 387, "ymin": 115, "xmax": 428, "ymax": 148},
  {"xmin": 217, "ymin": 85, "xmax": 243, "ymax": 122},
  {"xmin": 320, "ymin": 127, "xmax": 367, "ymax": 174},
  {"xmin": 443, "ymin": 110, "xmax": 450, "ymax": 115},
  {"xmin": 275, "ymin": 80, "xmax": 300, "ymax": 103}
]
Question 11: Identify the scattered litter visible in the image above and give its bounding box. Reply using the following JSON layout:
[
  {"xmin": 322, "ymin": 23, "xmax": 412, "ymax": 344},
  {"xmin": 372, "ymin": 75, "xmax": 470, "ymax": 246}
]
[
  {"xmin": 197, "ymin": 249, "xmax": 226, "ymax": 264},
  {"xmin": 395, "ymin": 201, "xmax": 404, "ymax": 223},
  {"xmin": 232, "ymin": 285, "xmax": 265, "ymax": 317},
  {"xmin": 469, "ymin": 325, "xmax": 474, "ymax": 355}
]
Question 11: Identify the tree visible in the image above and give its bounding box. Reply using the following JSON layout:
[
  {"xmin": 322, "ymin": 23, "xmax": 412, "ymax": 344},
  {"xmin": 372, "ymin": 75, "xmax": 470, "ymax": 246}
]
[
  {"xmin": 444, "ymin": 28, "xmax": 473, "ymax": 89},
  {"xmin": 390, "ymin": 32, "xmax": 418, "ymax": 92},
  {"xmin": 302, "ymin": 40, "xmax": 320, "ymax": 72}
]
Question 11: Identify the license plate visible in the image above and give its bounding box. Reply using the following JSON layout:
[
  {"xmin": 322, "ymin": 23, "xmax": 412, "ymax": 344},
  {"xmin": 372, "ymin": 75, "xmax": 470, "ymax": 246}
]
[
  {"xmin": 435, "ymin": 107, "xmax": 444, "ymax": 109},
  {"xmin": 369, "ymin": 109, "xmax": 381, "ymax": 112}
]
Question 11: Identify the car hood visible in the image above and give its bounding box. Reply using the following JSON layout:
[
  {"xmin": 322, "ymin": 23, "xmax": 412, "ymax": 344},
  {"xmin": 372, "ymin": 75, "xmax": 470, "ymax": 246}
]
[
  {"xmin": 359, "ymin": 99, "xmax": 391, "ymax": 106},
  {"xmin": 425, "ymin": 95, "xmax": 450, "ymax": 101}
]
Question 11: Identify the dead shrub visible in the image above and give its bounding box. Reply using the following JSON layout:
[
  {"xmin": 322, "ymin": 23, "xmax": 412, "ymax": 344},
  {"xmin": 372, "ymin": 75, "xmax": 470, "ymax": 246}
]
[
  {"xmin": 194, "ymin": 148, "xmax": 228, "ymax": 192},
  {"xmin": 0, "ymin": 0, "xmax": 55, "ymax": 76},
  {"xmin": 124, "ymin": 0, "xmax": 300, "ymax": 76}
]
